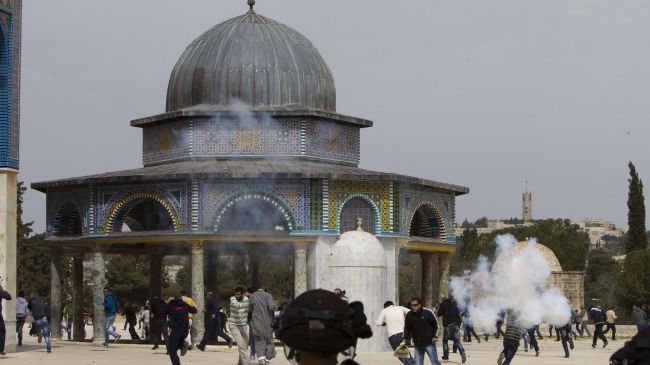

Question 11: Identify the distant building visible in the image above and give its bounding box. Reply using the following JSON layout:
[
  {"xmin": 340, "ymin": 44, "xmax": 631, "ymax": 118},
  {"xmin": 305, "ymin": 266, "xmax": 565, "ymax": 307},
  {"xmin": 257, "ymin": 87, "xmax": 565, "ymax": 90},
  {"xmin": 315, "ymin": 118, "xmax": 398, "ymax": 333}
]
[
  {"xmin": 573, "ymin": 218, "xmax": 625, "ymax": 251},
  {"xmin": 455, "ymin": 219, "xmax": 532, "ymax": 237}
]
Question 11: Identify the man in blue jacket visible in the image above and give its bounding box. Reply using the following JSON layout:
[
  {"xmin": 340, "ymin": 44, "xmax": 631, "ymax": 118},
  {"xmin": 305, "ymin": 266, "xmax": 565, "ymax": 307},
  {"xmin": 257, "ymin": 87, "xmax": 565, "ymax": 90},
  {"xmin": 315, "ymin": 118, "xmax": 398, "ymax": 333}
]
[
  {"xmin": 590, "ymin": 305, "xmax": 608, "ymax": 348},
  {"xmin": 164, "ymin": 294, "xmax": 197, "ymax": 365},
  {"xmin": 103, "ymin": 287, "xmax": 121, "ymax": 347}
]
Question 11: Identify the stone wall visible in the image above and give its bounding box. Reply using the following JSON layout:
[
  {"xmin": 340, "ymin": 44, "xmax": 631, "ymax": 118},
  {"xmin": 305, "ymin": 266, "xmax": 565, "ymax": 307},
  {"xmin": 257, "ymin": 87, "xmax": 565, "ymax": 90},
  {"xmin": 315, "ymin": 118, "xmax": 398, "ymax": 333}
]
[{"xmin": 549, "ymin": 271, "xmax": 585, "ymax": 310}]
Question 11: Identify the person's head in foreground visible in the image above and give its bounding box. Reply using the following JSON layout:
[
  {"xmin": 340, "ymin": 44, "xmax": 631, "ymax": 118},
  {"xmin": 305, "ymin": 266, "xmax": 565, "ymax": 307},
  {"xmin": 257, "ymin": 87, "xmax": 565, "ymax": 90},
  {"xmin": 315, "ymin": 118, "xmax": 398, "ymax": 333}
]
[{"xmin": 277, "ymin": 289, "xmax": 372, "ymax": 365}]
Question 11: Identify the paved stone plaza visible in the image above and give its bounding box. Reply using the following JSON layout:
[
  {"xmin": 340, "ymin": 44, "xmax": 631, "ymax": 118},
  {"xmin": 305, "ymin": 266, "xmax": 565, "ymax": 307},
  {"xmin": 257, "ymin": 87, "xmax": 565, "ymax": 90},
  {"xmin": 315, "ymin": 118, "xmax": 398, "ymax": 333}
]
[{"xmin": 2, "ymin": 324, "xmax": 631, "ymax": 365}]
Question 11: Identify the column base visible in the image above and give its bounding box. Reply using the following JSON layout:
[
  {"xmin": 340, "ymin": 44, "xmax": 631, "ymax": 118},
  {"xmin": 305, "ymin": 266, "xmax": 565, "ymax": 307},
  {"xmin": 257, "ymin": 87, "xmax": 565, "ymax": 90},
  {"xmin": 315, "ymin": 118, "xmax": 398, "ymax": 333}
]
[{"xmin": 3, "ymin": 321, "xmax": 16, "ymax": 353}]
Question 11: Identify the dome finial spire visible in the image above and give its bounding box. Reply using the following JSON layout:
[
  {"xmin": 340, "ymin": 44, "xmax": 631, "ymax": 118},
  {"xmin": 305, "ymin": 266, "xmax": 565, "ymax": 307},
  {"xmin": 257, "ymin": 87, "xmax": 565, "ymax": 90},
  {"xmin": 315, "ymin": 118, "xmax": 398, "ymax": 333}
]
[{"xmin": 247, "ymin": 0, "xmax": 255, "ymax": 12}]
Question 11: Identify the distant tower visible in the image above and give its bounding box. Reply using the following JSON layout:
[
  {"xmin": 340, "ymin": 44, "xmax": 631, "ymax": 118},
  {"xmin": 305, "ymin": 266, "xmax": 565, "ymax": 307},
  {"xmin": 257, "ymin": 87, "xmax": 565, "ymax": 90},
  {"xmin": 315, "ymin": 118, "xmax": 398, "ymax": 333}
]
[{"xmin": 522, "ymin": 180, "xmax": 532, "ymax": 222}]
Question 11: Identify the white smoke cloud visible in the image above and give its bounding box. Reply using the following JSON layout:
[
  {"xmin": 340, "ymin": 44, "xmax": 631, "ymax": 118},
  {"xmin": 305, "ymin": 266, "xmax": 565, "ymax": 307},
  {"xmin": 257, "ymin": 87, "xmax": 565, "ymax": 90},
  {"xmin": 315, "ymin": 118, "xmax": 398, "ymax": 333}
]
[{"xmin": 449, "ymin": 234, "xmax": 571, "ymax": 332}]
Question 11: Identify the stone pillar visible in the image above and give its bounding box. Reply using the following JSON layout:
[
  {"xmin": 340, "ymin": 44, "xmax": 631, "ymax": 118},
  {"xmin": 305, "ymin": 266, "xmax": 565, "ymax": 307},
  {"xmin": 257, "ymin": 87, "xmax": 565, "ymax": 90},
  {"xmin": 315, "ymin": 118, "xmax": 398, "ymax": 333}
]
[
  {"xmin": 72, "ymin": 251, "xmax": 85, "ymax": 341},
  {"xmin": 438, "ymin": 252, "xmax": 452, "ymax": 301},
  {"xmin": 0, "ymin": 169, "xmax": 17, "ymax": 353},
  {"xmin": 147, "ymin": 245, "xmax": 165, "ymax": 299},
  {"xmin": 420, "ymin": 253, "xmax": 434, "ymax": 308},
  {"xmin": 190, "ymin": 241, "xmax": 205, "ymax": 342},
  {"xmin": 91, "ymin": 247, "xmax": 108, "ymax": 344},
  {"xmin": 50, "ymin": 249, "xmax": 64, "ymax": 340},
  {"xmin": 293, "ymin": 242, "xmax": 308, "ymax": 297}
]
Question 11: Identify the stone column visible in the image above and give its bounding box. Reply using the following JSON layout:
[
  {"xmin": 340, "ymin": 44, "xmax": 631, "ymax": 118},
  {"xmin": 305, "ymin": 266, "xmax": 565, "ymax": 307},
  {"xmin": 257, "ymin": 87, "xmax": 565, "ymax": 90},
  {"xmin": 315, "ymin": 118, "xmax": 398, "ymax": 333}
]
[
  {"xmin": 0, "ymin": 169, "xmax": 17, "ymax": 352},
  {"xmin": 438, "ymin": 252, "xmax": 452, "ymax": 301},
  {"xmin": 147, "ymin": 245, "xmax": 165, "ymax": 299},
  {"xmin": 90, "ymin": 246, "xmax": 108, "ymax": 345},
  {"xmin": 420, "ymin": 252, "xmax": 434, "ymax": 308},
  {"xmin": 190, "ymin": 241, "xmax": 205, "ymax": 342},
  {"xmin": 49, "ymin": 248, "xmax": 64, "ymax": 340},
  {"xmin": 72, "ymin": 251, "xmax": 86, "ymax": 341},
  {"xmin": 293, "ymin": 242, "xmax": 308, "ymax": 297}
]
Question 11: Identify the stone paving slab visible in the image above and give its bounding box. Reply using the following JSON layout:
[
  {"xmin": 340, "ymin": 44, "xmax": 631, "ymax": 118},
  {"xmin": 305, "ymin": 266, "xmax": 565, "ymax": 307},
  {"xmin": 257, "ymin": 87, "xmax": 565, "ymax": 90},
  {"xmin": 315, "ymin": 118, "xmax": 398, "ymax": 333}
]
[{"xmin": 0, "ymin": 333, "xmax": 622, "ymax": 365}]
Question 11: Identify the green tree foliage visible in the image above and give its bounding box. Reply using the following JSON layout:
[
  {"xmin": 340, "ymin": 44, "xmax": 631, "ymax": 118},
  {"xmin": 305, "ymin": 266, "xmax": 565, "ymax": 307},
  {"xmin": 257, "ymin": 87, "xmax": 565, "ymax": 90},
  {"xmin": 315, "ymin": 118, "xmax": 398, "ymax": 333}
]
[
  {"xmin": 618, "ymin": 249, "xmax": 650, "ymax": 306},
  {"xmin": 16, "ymin": 182, "xmax": 50, "ymax": 296},
  {"xmin": 460, "ymin": 217, "xmax": 488, "ymax": 229},
  {"xmin": 626, "ymin": 162, "xmax": 648, "ymax": 253},
  {"xmin": 260, "ymin": 256, "xmax": 293, "ymax": 305},
  {"xmin": 398, "ymin": 253, "xmax": 421, "ymax": 306},
  {"xmin": 452, "ymin": 228, "xmax": 496, "ymax": 275},
  {"xmin": 454, "ymin": 219, "xmax": 589, "ymax": 272},
  {"xmin": 105, "ymin": 255, "xmax": 150, "ymax": 309},
  {"xmin": 584, "ymin": 249, "xmax": 620, "ymax": 307},
  {"xmin": 17, "ymin": 233, "xmax": 50, "ymax": 295}
]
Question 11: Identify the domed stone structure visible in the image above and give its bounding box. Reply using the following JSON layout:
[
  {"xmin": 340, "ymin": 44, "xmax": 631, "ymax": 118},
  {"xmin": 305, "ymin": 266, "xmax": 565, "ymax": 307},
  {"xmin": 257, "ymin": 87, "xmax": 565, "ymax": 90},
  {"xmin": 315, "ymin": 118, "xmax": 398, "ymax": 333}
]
[
  {"xmin": 325, "ymin": 226, "xmax": 387, "ymax": 352},
  {"xmin": 33, "ymin": 2, "xmax": 469, "ymax": 344},
  {"xmin": 491, "ymin": 241, "xmax": 584, "ymax": 311},
  {"xmin": 166, "ymin": 9, "xmax": 336, "ymax": 113},
  {"xmin": 492, "ymin": 241, "xmax": 563, "ymax": 273}
]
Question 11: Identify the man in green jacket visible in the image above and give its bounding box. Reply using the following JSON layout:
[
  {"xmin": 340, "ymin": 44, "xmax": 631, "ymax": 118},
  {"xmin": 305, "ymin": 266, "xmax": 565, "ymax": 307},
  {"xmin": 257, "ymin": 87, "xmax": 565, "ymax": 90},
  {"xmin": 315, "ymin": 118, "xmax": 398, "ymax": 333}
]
[{"xmin": 229, "ymin": 287, "xmax": 250, "ymax": 365}]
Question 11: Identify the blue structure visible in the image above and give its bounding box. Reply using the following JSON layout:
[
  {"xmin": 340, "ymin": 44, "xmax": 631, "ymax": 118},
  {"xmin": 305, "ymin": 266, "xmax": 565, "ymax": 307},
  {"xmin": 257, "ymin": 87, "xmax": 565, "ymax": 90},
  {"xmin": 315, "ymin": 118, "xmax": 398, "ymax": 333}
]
[{"xmin": 0, "ymin": 0, "xmax": 20, "ymax": 169}]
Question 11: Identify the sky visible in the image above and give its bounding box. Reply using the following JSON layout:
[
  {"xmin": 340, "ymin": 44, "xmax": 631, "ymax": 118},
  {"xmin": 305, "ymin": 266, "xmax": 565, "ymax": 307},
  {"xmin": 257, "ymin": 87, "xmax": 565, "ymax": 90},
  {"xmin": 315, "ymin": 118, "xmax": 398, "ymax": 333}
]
[{"xmin": 19, "ymin": 0, "xmax": 650, "ymax": 233}]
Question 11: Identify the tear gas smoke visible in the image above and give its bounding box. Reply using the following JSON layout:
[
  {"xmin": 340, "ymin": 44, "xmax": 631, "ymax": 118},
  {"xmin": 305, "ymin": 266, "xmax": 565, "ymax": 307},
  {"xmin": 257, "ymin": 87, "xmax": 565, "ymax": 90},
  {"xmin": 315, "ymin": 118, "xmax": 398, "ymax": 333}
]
[{"xmin": 449, "ymin": 234, "xmax": 571, "ymax": 332}]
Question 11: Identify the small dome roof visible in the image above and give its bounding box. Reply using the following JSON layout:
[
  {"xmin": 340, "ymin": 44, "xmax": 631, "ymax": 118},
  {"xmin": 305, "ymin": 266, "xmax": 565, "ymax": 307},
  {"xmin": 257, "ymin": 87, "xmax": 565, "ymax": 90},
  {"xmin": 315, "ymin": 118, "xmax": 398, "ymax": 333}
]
[
  {"xmin": 330, "ymin": 230, "xmax": 387, "ymax": 268},
  {"xmin": 166, "ymin": 9, "xmax": 336, "ymax": 113},
  {"xmin": 491, "ymin": 241, "xmax": 563, "ymax": 273}
]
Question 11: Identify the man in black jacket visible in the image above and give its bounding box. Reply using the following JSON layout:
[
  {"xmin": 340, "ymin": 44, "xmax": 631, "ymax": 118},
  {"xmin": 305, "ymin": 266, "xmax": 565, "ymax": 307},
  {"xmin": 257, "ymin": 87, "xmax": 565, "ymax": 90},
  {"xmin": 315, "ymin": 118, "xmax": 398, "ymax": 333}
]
[
  {"xmin": 590, "ymin": 305, "xmax": 608, "ymax": 348},
  {"xmin": 150, "ymin": 296, "xmax": 169, "ymax": 350},
  {"xmin": 437, "ymin": 297, "xmax": 466, "ymax": 363},
  {"xmin": 402, "ymin": 297, "xmax": 441, "ymax": 365},
  {"xmin": 196, "ymin": 291, "xmax": 232, "ymax": 351},
  {"xmin": 164, "ymin": 294, "xmax": 197, "ymax": 365},
  {"xmin": 0, "ymin": 284, "xmax": 11, "ymax": 355}
]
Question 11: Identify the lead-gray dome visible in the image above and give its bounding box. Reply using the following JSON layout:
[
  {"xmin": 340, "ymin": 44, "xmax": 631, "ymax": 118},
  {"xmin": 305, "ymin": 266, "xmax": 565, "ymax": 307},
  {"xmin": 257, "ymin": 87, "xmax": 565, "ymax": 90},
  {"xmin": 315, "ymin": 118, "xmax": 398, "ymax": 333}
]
[{"xmin": 166, "ymin": 9, "xmax": 336, "ymax": 113}]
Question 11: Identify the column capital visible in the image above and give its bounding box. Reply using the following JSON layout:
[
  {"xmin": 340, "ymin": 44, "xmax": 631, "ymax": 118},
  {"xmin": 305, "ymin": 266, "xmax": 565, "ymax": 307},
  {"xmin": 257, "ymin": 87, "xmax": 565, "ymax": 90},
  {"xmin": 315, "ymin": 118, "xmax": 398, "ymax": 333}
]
[
  {"xmin": 293, "ymin": 242, "xmax": 309, "ymax": 251},
  {"xmin": 87, "ymin": 242, "xmax": 111, "ymax": 254},
  {"xmin": 190, "ymin": 240, "xmax": 204, "ymax": 252}
]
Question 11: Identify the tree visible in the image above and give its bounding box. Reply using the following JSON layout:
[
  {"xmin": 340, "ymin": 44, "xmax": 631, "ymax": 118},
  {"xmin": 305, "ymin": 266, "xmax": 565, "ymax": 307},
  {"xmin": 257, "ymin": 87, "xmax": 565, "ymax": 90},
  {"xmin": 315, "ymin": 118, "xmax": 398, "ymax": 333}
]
[
  {"xmin": 626, "ymin": 162, "xmax": 647, "ymax": 253},
  {"xmin": 584, "ymin": 249, "xmax": 620, "ymax": 307},
  {"xmin": 457, "ymin": 219, "xmax": 590, "ymax": 271},
  {"xmin": 618, "ymin": 249, "xmax": 650, "ymax": 307},
  {"xmin": 16, "ymin": 181, "xmax": 50, "ymax": 295},
  {"xmin": 105, "ymin": 255, "xmax": 150, "ymax": 309}
]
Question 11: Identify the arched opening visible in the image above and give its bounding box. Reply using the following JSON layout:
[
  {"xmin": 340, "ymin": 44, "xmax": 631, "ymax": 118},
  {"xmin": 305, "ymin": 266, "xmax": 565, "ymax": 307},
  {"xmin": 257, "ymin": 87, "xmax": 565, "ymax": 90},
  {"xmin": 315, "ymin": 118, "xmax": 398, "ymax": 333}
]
[
  {"xmin": 53, "ymin": 202, "xmax": 83, "ymax": 236},
  {"xmin": 216, "ymin": 198, "xmax": 290, "ymax": 234},
  {"xmin": 409, "ymin": 204, "xmax": 446, "ymax": 240},
  {"xmin": 111, "ymin": 198, "xmax": 174, "ymax": 232},
  {"xmin": 339, "ymin": 197, "xmax": 376, "ymax": 234}
]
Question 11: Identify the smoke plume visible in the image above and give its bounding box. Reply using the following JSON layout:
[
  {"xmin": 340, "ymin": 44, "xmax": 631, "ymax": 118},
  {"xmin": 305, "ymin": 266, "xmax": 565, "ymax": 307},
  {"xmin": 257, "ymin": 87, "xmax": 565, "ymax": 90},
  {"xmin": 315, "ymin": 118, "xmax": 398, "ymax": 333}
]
[{"xmin": 449, "ymin": 234, "xmax": 571, "ymax": 332}]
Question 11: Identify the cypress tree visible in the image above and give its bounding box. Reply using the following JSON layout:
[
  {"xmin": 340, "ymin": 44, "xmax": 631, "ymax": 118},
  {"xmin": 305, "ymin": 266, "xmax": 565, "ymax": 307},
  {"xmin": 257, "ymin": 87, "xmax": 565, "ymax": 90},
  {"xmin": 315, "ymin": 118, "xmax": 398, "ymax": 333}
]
[{"xmin": 626, "ymin": 162, "xmax": 647, "ymax": 252}]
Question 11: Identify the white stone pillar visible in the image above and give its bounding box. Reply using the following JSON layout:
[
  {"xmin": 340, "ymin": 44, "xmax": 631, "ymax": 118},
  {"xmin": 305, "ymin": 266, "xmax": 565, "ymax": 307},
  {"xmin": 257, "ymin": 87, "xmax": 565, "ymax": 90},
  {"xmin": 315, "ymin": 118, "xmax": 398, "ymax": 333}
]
[
  {"xmin": 50, "ymin": 249, "xmax": 63, "ymax": 340},
  {"xmin": 293, "ymin": 242, "xmax": 308, "ymax": 297},
  {"xmin": 190, "ymin": 241, "xmax": 205, "ymax": 342},
  {"xmin": 91, "ymin": 248, "xmax": 107, "ymax": 345},
  {"xmin": 0, "ymin": 169, "xmax": 17, "ymax": 353}
]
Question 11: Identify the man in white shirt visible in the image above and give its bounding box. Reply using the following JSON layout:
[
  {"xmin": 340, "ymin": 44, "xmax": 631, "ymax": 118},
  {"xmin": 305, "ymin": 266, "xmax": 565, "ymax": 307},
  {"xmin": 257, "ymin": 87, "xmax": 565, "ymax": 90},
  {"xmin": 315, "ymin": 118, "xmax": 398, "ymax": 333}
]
[{"xmin": 377, "ymin": 301, "xmax": 415, "ymax": 365}]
